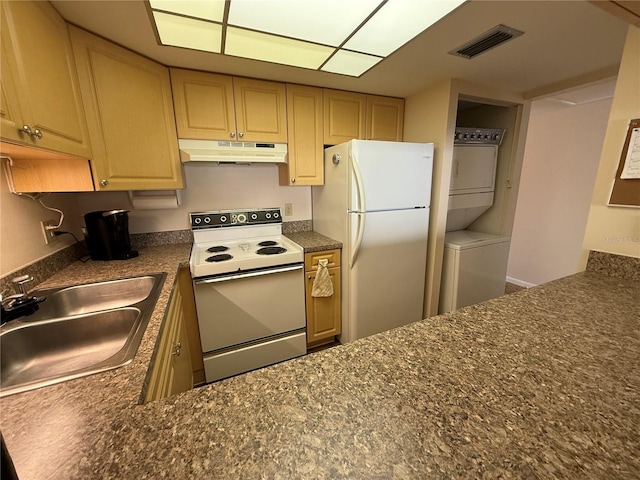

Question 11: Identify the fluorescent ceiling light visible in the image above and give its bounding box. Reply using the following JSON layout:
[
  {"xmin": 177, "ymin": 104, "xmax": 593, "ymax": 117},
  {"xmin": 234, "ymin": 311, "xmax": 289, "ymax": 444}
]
[
  {"xmin": 226, "ymin": 27, "xmax": 333, "ymax": 69},
  {"xmin": 149, "ymin": 0, "xmax": 225, "ymax": 22},
  {"xmin": 150, "ymin": 0, "xmax": 466, "ymax": 77},
  {"xmin": 321, "ymin": 50, "xmax": 383, "ymax": 77},
  {"xmin": 227, "ymin": 0, "xmax": 380, "ymax": 47},
  {"xmin": 345, "ymin": 0, "xmax": 466, "ymax": 56},
  {"xmin": 153, "ymin": 11, "xmax": 222, "ymax": 53}
]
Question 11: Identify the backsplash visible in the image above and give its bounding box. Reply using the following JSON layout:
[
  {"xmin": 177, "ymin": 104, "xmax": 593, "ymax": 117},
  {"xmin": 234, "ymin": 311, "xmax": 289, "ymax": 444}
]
[
  {"xmin": 0, "ymin": 220, "xmax": 313, "ymax": 293},
  {"xmin": 0, "ymin": 243, "xmax": 85, "ymax": 294}
]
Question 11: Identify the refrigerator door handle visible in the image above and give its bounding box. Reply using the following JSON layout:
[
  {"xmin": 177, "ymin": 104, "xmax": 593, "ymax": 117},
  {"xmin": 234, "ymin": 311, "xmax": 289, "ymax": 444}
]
[
  {"xmin": 350, "ymin": 151, "xmax": 366, "ymax": 212},
  {"xmin": 350, "ymin": 212, "xmax": 365, "ymax": 268}
]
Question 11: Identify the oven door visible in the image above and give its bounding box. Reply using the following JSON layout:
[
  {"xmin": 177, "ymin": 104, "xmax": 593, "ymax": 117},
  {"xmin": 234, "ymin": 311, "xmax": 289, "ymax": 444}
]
[{"xmin": 193, "ymin": 264, "xmax": 306, "ymax": 352}]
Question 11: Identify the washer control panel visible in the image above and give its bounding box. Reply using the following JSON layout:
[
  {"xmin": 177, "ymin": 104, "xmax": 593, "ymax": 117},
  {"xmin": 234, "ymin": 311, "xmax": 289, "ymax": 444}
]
[
  {"xmin": 190, "ymin": 208, "xmax": 281, "ymax": 229},
  {"xmin": 454, "ymin": 127, "xmax": 505, "ymax": 145}
]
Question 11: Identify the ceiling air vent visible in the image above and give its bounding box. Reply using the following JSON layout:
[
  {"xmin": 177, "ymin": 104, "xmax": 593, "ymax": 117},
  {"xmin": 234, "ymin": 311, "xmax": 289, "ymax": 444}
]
[{"xmin": 449, "ymin": 24, "xmax": 523, "ymax": 59}]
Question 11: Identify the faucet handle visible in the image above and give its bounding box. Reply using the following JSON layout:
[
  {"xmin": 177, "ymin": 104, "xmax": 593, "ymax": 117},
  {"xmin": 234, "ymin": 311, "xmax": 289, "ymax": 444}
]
[{"xmin": 12, "ymin": 274, "xmax": 33, "ymax": 295}]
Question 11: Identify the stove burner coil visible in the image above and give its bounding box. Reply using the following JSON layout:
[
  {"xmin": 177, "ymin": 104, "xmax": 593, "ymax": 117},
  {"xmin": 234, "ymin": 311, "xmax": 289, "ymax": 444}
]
[
  {"xmin": 206, "ymin": 254, "xmax": 233, "ymax": 262},
  {"xmin": 258, "ymin": 240, "xmax": 278, "ymax": 247},
  {"xmin": 207, "ymin": 245, "xmax": 229, "ymax": 253},
  {"xmin": 256, "ymin": 246, "xmax": 287, "ymax": 255}
]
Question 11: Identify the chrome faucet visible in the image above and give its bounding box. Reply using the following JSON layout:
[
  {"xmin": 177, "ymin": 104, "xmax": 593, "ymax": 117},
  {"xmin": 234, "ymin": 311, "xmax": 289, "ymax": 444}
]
[{"xmin": 1, "ymin": 274, "xmax": 44, "ymax": 324}]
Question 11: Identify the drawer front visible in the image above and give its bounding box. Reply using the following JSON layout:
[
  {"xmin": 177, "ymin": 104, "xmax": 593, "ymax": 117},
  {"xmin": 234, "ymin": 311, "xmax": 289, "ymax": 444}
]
[
  {"xmin": 203, "ymin": 332, "xmax": 306, "ymax": 383},
  {"xmin": 305, "ymin": 249, "xmax": 341, "ymax": 271}
]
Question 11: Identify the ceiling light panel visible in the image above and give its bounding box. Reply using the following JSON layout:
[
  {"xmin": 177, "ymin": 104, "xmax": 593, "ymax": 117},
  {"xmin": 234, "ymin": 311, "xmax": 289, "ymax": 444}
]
[
  {"xmin": 227, "ymin": 0, "xmax": 382, "ymax": 47},
  {"xmin": 149, "ymin": 0, "xmax": 225, "ymax": 22},
  {"xmin": 344, "ymin": 0, "xmax": 465, "ymax": 56},
  {"xmin": 321, "ymin": 50, "xmax": 383, "ymax": 77},
  {"xmin": 225, "ymin": 27, "xmax": 334, "ymax": 69},
  {"xmin": 153, "ymin": 11, "xmax": 222, "ymax": 53}
]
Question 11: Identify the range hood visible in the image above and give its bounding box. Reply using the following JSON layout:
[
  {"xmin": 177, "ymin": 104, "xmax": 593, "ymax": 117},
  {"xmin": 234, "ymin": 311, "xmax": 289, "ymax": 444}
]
[{"xmin": 179, "ymin": 139, "xmax": 287, "ymax": 164}]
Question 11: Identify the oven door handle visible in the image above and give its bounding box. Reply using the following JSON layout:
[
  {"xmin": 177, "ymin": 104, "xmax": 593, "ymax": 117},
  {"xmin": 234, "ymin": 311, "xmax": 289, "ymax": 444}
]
[{"xmin": 194, "ymin": 264, "xmax": 303, "ymax": 284}]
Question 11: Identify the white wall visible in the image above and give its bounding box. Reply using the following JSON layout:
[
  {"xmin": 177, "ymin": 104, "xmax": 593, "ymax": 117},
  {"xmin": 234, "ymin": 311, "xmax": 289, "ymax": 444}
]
[
  {"xmin": 583, "ymin": 25, "xmax": 640, "ymax": 260},
  {"xmin": 507, "ymin": 87, "xmax": 613, "ymax": 286},
  {"xmin": 0, "ymin": 165, "xmax": 83, "ymax": 277},
  {"xmin": 74, "ymin": 164, "xmax": 312, "ymax": 234}
]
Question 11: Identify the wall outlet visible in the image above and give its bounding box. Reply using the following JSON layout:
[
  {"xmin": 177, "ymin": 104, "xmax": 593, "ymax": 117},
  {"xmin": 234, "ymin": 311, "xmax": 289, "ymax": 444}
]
[
  {"xmin": 40, "ymin": 219, "xmax": 57, "ymax": 245},
  {"xmin": 284, "ymin": 203, "xmax": 293, "ymax": 216}
]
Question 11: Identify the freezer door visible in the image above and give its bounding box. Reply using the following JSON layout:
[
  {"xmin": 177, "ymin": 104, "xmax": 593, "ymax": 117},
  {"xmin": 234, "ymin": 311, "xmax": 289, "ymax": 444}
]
[
  {"xmin": 350, "ymin": 140, "xmax": 433, "ymax": 212},
  {"xmin": 345, "ymin": 208, "xmax": 429, "ymax": 343}
]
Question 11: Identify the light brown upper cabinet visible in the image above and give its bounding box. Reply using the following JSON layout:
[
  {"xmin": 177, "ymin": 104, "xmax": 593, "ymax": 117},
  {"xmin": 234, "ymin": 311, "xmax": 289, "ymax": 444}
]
[
  {"xmin": 279, "ymin": 84, "xmax": 324, "ymax": 186},
  {"xmin": 366, "ymin": 95, "xmax": 404, "ymax": 142},
  {"xmin": 70, "ymin": 27, "xmax": 184, "ymax": 191},
  {"xmin": 323, "ymin": 89, "xmax": 404, "ymax": 145},
  {"xmin": 171, "ymin": 69, "xmax": 287, "ymax": 143},
  {"xmin": 323, "ymin": 89, "xmax": 366, "ymax": 145},
  {"xmin": 0, "ymin": 1, "xmax": 91, "ymax": 158}
]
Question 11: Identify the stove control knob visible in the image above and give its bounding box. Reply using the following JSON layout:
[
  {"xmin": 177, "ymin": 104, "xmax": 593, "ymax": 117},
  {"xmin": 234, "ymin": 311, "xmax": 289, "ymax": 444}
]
[
  {"xmin": 237, "ymin": 213, "xmax": 247, "ymax": 223},
  {"xmin": 204, "ymin": 217, "xmax": 211, "ymax": 224},
  {"xmin": 273, "ymin": 212, "xmax": 280, "ymax": 218},
  {"xmin": 194, "ymin": 217, "xmax": 202, "ymax": 225},
  {"xmin": 266, "ymin": 213, "xmax": 271, "ymax": 219},
  {"xmin": 251, "ymin": 213, "xmax": 258, "ymax": 220},
  {"xmin": 220, "ymin": 215, "xmax": 227, "ymax": 223}
]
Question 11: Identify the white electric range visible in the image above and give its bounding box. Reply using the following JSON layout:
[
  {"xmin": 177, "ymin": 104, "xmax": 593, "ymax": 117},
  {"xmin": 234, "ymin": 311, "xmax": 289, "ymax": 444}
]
[{"xmin": 189, "ymin": 208, "xmax": 306, "ymax": 383}]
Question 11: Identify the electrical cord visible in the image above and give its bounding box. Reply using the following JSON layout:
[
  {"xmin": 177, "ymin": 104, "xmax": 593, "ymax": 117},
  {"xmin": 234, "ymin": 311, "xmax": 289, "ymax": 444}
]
[
  {"xmin": 37, "ymin": 195, "xmax": 64, "ymax": 229},
  {"xmin": 53, "ymin": 231, "xmax": 82, "ymax": 243}
]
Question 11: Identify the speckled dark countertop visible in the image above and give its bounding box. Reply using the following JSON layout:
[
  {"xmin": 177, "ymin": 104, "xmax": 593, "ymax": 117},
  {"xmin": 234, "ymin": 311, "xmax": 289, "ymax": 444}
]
[
  {"xmin": 285, "ymin": 231, "xmax": 342, "ymax": 253},
  {"xmin": 1, "ymin": 247, "xmax": 638, "ymax": 480}
]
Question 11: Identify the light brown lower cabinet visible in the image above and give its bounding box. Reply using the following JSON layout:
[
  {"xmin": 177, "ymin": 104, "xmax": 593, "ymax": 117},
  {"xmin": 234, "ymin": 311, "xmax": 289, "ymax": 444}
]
[
  {"xmin": 145, "ymin": 270, "xmax": 197, "ymax": 403},
  {"xmin": 304, "ymin": 249, "xmax": 341, "ymax": 348}
]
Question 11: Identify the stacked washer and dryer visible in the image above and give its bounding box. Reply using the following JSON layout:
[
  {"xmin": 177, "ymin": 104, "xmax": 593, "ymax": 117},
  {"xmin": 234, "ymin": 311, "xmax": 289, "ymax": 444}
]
[{"xmin": 439, "ymin": 127, "xmax": 511, "ymax": 314}]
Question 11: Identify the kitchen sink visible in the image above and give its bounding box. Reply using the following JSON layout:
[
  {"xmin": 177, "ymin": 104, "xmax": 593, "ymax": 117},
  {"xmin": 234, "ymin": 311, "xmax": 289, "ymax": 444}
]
[
  {"xmin": 25, "ymin": 274, "xmax": 160, "ymax": 321},
  {"xmin": 0, "ymin": 273, "xmax": 165, "ymax": 397}
]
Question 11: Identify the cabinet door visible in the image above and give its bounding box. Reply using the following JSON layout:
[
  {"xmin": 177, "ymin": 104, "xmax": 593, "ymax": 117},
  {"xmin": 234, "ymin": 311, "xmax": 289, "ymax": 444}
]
[
  {"xmin": 366, "ymin": 95, "xmax": 404, "ymax": 141},
  {"xmin": 145, "ymin": 280, "xmax": 193, "ymax": 403},
  {"xmin": 305, "ymin": 266, "xmax": 341, "ymax": 346},
  {"xmin": 279, "ymin": 84, "xmax": 323, "ymax": 186},
  {"xmin": 0, "ymin": 1, "xmax": 91, "ymax": 157},
  {"xmin": 170, "ymin": 68, "xmax": 236, "ymax": 140},
  {"xmin": 0, "ymin": 38, "xmax": 24, "ymax": 145},
  {"xmin": 233, "ymin": 77, "xmax": 287, "ymax": 143},
  {"xmin": 323, "ymin": 89, "xmax": 366, "ymax": 145},
  {"xmin": 70, "ymin": 26, "xmax": 183, "ymax": 191},
  {"xmin": 162, "ymin": 288, "xmax": 194, "ymax": 399}
]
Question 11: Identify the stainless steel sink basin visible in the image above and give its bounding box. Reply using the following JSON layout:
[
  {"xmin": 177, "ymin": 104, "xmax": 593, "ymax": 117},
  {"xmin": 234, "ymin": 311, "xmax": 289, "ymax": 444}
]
[
  {"xmin": 0, "ymin": 273, "xmax": 165, "ymax": 397},
  {"xmin": 26, "ymin": 275, "xmax": 159, "ymax": 320}
]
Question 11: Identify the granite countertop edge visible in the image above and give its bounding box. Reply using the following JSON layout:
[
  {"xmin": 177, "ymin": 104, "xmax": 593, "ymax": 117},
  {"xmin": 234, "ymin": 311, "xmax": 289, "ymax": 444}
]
[{"xmin": 1, "ymin": 245, "xmax": 638, "ymax": 480}]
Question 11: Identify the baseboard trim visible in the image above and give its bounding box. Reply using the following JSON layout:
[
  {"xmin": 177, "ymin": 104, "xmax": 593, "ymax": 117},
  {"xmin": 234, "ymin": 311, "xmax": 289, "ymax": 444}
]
[{"xmin": 506, "ymin": 276, "xmax": 537, "ymax": 288}]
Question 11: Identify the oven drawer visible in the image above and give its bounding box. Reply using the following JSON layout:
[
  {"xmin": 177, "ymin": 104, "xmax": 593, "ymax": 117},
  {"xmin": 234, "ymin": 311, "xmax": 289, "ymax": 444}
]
[
  {"xmin": 203, "ymin": 331, "xmax": 306, "ymax": 382},
  {"xmin": 194, "ymin": 264, "xmax": 305, "ymax": 352}
]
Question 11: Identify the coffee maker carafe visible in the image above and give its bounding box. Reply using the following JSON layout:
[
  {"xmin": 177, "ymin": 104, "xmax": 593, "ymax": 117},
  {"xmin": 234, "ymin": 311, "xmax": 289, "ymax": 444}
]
[{"xmin": 84, "ymin": 210, "xmax": 138, "ymax": 261}]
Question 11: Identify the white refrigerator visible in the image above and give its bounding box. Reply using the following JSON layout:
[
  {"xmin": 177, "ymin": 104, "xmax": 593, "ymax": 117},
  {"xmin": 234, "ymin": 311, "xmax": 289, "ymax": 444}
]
[{"xmin": 312, "ymin": 140, "xmax": 434, "ymax": 343}]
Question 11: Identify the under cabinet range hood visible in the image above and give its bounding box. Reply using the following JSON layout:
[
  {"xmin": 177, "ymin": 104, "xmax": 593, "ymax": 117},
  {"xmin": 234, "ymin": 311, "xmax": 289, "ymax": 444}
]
[{"xmin": 178, "ymin": 139, "xmax": 287, "ymax": 164}]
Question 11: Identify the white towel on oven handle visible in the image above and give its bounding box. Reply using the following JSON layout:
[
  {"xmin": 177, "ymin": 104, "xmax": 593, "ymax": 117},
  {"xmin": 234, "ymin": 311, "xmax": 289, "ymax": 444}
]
[{"xmin": 311, "ymin": 259, "xmax": 333, "ymax": 297}]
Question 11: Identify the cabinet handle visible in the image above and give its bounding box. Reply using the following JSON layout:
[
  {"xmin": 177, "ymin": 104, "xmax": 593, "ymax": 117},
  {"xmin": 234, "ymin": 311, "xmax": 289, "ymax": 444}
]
[
  {"xmin": 172, "ymin": 342, "xmax": 182, "ymax": 356},
  {"xmin": 100, "ymin": 179, "xmax": 109, "ymax": 187},
  {"xmin": 20, "ymin": 125, "xmax": 43, "ymax": 139},
  {"xmin": 230, "ymin": 131, "xmax": 236, "ymax": 138},
  {"xmin": 291, "ymin": 178, "xmax": 296, "ymax": 183},
  {"xmin": 238, "ymin": 132, "xmax": 244, "ymax": 138},
  {"xmin": 307, "ymin": 275, "xmax": 312, "ymax": 280}
]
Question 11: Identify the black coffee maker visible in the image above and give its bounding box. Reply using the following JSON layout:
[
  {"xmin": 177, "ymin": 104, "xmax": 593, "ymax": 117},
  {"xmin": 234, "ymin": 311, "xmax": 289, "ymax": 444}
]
[{"xmin": 84, "ymin": 210, "xmax": 138, "ymax": 261}]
